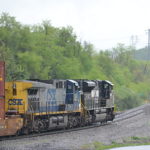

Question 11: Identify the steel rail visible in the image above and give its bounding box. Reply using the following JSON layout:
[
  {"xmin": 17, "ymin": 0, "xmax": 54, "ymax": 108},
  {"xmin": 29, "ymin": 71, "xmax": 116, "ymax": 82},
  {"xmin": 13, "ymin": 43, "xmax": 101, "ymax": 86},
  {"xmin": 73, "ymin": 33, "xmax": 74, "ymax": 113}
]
[
  {"xmin": 1, "ymin": 104, "xmax": 149, "ymax": 141},
  {"xmin": 114, "ymin": 104, "xmax": 148, "ymax": 122},
  {"xmin": 0, "ymin": 122, "xmax": 112, "ymax": 141},
  {"xmin": 114, "ymin": 109, "xmax": 143, "ymax": 122}
]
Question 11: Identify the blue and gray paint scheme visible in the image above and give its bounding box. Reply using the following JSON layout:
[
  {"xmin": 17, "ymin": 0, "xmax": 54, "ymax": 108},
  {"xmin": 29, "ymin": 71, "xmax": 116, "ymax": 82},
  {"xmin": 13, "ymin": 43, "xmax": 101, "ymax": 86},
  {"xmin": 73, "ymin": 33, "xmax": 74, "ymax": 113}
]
[{"xmin": 25, "ymin": 80, "xmax": 81, "ymax": 113}]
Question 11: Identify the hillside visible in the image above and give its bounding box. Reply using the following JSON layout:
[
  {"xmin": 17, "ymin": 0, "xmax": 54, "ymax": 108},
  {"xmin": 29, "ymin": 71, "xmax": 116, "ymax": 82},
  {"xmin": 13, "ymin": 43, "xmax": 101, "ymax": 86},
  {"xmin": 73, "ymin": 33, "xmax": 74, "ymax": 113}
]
[
  {"xmin": 1, "ymin": 13, "xmax": 150, "ymax": 110},
  {"xmin": 133, "ymin": 47, "xmax": 150, "ymax": 60}
]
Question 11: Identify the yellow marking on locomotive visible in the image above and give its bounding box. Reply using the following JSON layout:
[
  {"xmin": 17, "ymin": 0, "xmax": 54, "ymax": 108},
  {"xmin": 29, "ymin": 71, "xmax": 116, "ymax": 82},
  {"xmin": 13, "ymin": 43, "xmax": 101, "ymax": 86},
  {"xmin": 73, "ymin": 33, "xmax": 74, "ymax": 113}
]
[
  {"xmin": 5, "ymin": 81, "xmax": 32, "ymax": 114},
  {"xmin": 33, "ymin": 110, "xmax": 82, "ymax": 116}
]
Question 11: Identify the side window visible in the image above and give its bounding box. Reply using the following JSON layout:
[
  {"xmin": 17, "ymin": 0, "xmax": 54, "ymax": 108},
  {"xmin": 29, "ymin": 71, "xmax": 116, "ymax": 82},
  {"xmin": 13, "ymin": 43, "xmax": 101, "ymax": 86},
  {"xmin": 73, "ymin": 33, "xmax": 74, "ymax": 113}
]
[
  {"xmin": 104, "ymin": 84, "xmax": 108, "ymax": 89},
  {"xmin": 56, "ymin": 82, "xmax": 59, "ymax": 88},
  {"xmin": 68, "ymin": 85, "xmax": 72, "ymax": 90},
  {"xmin": 56, "ymin": 81, "xmax": 63, "ymax": 88},
  {"xmin": 13, "ymin": 89, "xmax": 17, "ymax": 96},
  {"xmin": 105, "ymin": 84, "xmax": 110, "ymax": 98},
  {"xmin": 59, "ymin": 81, "xmax": 63, "ymax": 88},
  {"xmin": 12, "ymin": 83, "xmax": 17, "ymax": 95}
]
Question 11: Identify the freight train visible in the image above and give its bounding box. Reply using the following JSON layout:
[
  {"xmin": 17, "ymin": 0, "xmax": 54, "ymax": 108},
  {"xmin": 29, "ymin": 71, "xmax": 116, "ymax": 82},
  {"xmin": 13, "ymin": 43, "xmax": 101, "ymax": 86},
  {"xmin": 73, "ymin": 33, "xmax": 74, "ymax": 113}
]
[{"xmin": 0, "ymin": 62, "xmax": 115, "ymax": 136}]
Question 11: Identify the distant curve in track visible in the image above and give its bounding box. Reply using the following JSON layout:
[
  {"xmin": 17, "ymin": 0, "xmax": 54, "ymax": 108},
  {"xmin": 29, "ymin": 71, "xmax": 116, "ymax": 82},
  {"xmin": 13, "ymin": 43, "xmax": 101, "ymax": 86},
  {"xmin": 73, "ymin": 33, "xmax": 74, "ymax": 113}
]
[{"xmin": 114, "ymin": 104, "xmax": 149, "ymax": 122}]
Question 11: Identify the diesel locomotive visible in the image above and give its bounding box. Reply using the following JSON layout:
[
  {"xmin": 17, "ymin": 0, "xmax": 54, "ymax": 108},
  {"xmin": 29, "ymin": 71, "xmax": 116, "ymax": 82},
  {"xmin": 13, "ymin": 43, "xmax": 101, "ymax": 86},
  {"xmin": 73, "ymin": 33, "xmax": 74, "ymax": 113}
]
[{"xmin": 0, "ymin": 62, "xmax": 114, "ymax": 136}]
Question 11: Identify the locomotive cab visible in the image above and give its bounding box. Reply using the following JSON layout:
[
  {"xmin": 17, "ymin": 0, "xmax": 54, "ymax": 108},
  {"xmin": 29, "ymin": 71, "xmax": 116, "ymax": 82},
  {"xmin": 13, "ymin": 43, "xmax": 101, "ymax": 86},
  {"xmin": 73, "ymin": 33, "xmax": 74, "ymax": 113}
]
[
  {"xmin": 5, "ymin": 81, "xmax": 32, "ymax": 114},
  {"xmin": 100, "ymin": 80, "xmax": 113, "ymax": 99},
  {"xmin": 98, "ymin": 80, "xmax": 114, "ymax": 107},
  {"xmin": 76, "ymin": 80, "xmax": 96, "ymax": 110},
  {"xmin": 65, "ymin": 80, "xmax": 80, "ymax": 111}
]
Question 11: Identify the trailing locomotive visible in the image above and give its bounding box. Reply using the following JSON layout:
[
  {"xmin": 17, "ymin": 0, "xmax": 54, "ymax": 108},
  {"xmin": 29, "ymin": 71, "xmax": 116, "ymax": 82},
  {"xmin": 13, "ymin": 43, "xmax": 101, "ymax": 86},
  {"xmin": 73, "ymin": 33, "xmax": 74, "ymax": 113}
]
[{"xmin": 0, "ymin": 62, "xmax": 114, "ymax": 136}]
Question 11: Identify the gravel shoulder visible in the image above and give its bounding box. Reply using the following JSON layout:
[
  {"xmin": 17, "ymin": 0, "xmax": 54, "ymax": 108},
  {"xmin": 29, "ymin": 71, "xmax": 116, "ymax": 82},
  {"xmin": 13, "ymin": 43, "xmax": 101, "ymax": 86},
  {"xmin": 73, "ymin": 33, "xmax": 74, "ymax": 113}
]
[{"xmin": 1, "ymin": 104, "xmax": 150, "ymax": 150}]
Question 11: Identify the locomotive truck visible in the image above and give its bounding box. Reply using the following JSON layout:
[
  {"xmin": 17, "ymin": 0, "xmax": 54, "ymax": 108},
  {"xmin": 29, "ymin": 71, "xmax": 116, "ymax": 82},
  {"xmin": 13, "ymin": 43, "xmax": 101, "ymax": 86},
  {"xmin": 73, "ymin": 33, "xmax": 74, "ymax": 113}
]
[{"xmin": 0, "ymin": 62, "xmax": 114, "ymax": 136}]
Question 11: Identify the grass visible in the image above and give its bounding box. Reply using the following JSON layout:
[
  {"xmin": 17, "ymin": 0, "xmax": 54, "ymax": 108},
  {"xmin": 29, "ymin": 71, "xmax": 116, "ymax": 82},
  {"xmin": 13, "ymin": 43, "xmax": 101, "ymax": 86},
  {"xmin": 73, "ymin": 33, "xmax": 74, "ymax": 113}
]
[{"xmin": 81, "ymin": 136, "xmax": 150, "ymax": 150}]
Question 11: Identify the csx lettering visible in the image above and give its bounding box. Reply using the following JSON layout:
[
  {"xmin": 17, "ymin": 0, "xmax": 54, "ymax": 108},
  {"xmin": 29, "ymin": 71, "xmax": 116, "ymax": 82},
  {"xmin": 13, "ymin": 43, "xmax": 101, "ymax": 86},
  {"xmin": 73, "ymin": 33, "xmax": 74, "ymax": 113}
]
[{"xmin": 8, "ymin": 99, "xmax": 23, "ymax": 105}]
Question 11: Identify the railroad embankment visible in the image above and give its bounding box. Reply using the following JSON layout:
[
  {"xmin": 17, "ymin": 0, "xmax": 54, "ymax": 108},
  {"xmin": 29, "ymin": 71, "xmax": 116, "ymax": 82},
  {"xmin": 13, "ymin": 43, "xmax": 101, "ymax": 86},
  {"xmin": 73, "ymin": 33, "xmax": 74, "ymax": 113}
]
[{"xmin": 1, "ymin": 104, "xmax": 150, "ymax": 150}]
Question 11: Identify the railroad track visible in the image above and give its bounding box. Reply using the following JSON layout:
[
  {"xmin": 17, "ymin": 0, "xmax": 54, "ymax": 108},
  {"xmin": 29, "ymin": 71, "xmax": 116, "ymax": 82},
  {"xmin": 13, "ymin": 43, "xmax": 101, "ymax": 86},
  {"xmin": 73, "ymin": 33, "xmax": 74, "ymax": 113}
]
[
  {"xmin": 114, "ymin": 104, "xmax": 149, "ymax": 122},
  {"xmin": 0, "ymin": 122, "xmax": 112, "ymax": 142},
  {"xmin": 1, "ymin": 104, "xmax": 149, "ymax": 141}
]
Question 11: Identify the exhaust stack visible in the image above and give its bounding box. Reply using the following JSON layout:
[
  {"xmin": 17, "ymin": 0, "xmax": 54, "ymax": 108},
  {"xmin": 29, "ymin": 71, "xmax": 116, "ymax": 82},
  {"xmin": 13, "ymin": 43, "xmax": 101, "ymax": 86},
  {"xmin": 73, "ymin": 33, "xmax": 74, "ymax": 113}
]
[{"xmin": 0, "ymin": 62, "xmax": 5, "ymax": 119}]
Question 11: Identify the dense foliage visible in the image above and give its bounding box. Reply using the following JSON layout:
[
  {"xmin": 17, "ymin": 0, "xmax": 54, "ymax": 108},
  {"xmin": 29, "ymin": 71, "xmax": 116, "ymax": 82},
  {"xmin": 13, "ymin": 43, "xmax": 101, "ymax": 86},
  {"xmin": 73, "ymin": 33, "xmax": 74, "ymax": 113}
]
[{"xmin": 1, "ymin": 13, "xmax": 150, "ymax": 110}]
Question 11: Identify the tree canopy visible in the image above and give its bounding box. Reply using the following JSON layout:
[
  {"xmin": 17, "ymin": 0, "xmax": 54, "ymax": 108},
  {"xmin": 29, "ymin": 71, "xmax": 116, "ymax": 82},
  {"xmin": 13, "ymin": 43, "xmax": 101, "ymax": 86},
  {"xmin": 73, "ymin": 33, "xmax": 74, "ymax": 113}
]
[{"xmin": 1, "ymin": 12, "xmax": 150, "ymax": 110}]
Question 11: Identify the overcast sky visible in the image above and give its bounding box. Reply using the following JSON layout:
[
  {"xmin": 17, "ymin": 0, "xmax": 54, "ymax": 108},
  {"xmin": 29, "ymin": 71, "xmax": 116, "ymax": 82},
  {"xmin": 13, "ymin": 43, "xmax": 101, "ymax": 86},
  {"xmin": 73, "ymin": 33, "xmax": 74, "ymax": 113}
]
[{"xmin": 0, "ymin": 0, "xmax": 150, "ymax": 50}]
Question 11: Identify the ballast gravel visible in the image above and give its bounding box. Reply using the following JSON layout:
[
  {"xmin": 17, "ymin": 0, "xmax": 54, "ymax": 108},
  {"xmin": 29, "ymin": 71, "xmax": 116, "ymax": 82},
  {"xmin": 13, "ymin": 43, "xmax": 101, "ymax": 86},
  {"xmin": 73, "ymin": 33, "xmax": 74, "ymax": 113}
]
[{"xmin": 1, "ymin": 104, "xmax": 150, "ymax": 150}]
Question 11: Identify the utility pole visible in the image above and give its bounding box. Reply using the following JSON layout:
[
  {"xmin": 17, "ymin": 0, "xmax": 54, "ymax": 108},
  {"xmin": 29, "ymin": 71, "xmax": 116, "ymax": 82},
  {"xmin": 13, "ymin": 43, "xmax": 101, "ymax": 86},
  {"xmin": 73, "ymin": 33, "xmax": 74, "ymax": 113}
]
[
  {"xmin": 148, "ymin": 29, "xmax": 150, "ymax": 60},
  {"xmin": 144, "ymin": 30, "xmax": 150, "ymax": 73},
  {"xmin": 130, "ymin": 35, "xmax": 138, "ymax": 47}
]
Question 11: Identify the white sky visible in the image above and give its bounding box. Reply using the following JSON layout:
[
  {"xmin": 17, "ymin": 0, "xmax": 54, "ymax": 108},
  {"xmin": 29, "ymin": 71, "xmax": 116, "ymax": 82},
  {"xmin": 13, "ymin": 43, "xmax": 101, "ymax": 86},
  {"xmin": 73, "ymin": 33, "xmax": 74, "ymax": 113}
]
[{"xmin": 0, "ymin": 0, "xmax": 150, "ymax": 50}]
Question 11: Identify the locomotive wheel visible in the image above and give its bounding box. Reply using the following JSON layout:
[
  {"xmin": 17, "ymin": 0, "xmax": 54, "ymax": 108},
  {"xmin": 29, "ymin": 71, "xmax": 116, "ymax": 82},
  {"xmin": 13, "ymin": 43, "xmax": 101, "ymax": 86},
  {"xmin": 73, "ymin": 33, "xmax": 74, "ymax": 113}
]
[{"xmin": 33, "ymin": 119, "xmax": 45, "ymax": 132}]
